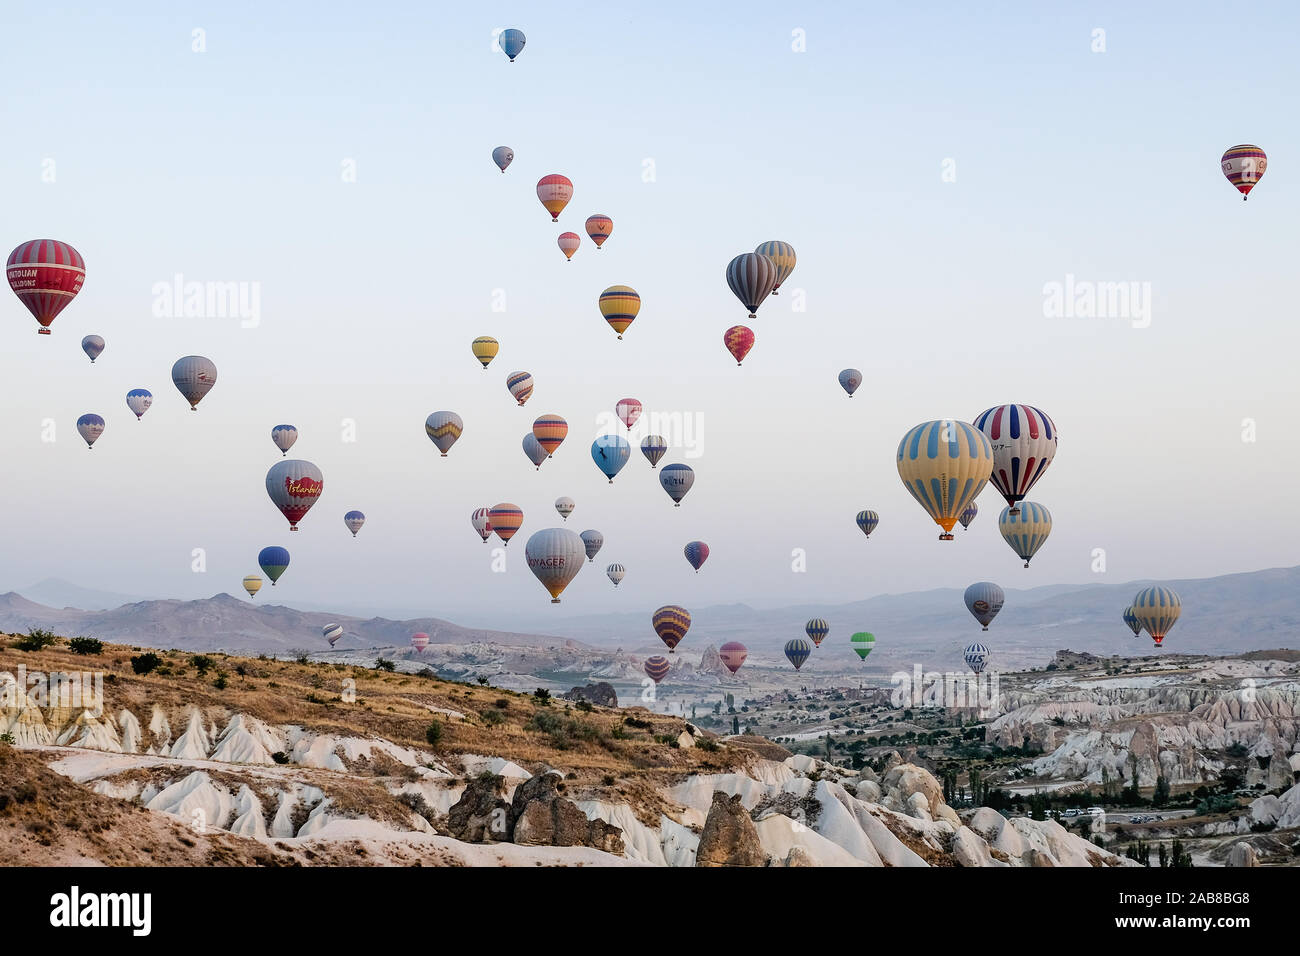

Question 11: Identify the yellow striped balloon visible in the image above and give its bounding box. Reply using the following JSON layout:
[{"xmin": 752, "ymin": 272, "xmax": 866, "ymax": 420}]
[
  {"xmin": 896, "ymin": 420, "xmax": 993, "ymax": 539},
  {"xmin": 532, "ymin": 414, "xmax": 569, "ymax": 456},
  {"xmin": 652, "ymin": 604, "xmax": 691, "ymax": 653},
  {"xmin": 754, "ymin": 240, "xmax": 796, "ymax": 293},
  {"xmin": 471, "ymin": 336, "xmax": 499, "ymax": 369},
  {"xmin": 599, "ymin": 285, "xmax": 640, "ymax": 340},
  {"xmin": 242, "ymin": 575, "xmax": 263, "ymax": 598}
]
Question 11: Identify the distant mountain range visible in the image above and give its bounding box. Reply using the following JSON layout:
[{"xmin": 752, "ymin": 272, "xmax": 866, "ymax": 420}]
[
  {"xmin": 1, "ymin": 566, "xmax": 1297, "ymax": 663},
  {"xmin": 0, "ymin": 591, "xmax": 581, "ymax": 655}
]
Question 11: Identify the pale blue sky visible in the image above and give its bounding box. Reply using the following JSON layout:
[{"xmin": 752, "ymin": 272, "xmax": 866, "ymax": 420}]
[{"xmin": 1, "ymin": 2, "xmax": 1297, "ymax": 622}]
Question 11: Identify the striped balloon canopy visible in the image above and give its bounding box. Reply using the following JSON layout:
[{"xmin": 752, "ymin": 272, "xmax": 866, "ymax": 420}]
[
  {"xmin": 557, "ymin": 232, "xmax": 581, "ymax": 260},
  {"xmin": 652, "ymin": 605, "xmax": 691, "ymax": 653},
  {"xmin": 7, "ymin": 239, "xmax": 85, "ymax": 334},
  {"xmin": 973, "ymin": 404, "xmax": 1057, "ymax": 513},
  {"xmin": 1122, "ymin": 605, "xmax": 1142, "ymax": 637},
  {"xmin": 1221, "ymin": 144, "xmax": 1266, "ymax": 200},
  {"xmin": 644, "ymin": 655, "xmax": 671, "ymax": 684},
  {"xmin": 958, "ymin": 502, "xmax": 979, "ymax": 530},
  {"xmin": 598, "ymin": 286, "xmax": 640, "ymax": 339},
  {"xmin": 855, "ymin": 510, "xmax": 879, "ymax": 538},
  {"xmin": 805, "ymin": 618, "xmax": 830, "ymax": 646},
  {"xmin": 754, "ymin": 240, "xmax": 796, "ymax": 293},
  {"xmin": 998, "ymin": 502, "xmax": 1051, "ymax": 568},
  {"xmin": 424, "ymin": 411, "xmax": 464, "ymax": 457},
  {"xmin": 506, "ymin": 370, "xmax": 534, "ymax": 406},
  {"xmin": 585, "ymin": 214, "xmax": 613, "ymax": 248},
  {"xmin": 488, "ymin": 503, "xmax": 523, "ymax": 545},
  {"xmin": 472, "ymin": 336, "xmax": 499, "ymax": 368},
  {"xmin": 784, "ymin": 638, "xmax": 812, "ymax": 671},
  {"xmin": 535, "ymin": 173, "xmax": 571, "ymax": 220},
  {"xmin": 719, "ymin": 641, "xmax": 748, "ymax": 675},
  {"xmin": 964, "ymin": 641, "xmax": 990, "ymax": 675},
  {"xmin": 606, "ymin": 563, "xmax": 626, "ymax": 587},
  {"xmin": 896, "ymin": 420, "xmax": 993, "ymax": 540},
  {"xmin": 1131, "ymin": 586, "xmax": 1181, "ymax": 647},
  {"xmin": 532, "ymin": 414, "xmax": 569, "ymax": 456},
  {"xmin": 323, "ymin": 623, "xmax": 343, "ymax": 646},
  {"xmin": 641, "ymin": 435, "xmax": 668, "ymax": 468},
  {"xmin": 258, "ymin": 546, "xmax": 290, "ymax": 584},
  {"xmin": 850, "ymin": 632, "xmax": 875, "ymax": 661},
  {"xmin": 242, "ymin": 575, "xmax": 263, "ymax": 598},
  {"xmin": 471, "ymin": 507, "xmax": 493, "ymax": 543},
  {"xmin": 684, "ymin": 541, "xmax": 709, "ymax": 572},
  {"xmin": 725, "ymin": 253, "xmax": 777, "ymax": 318},
  {"xmin": 411, "ymin": 632, "xmax": 430, "ymax": 652}
]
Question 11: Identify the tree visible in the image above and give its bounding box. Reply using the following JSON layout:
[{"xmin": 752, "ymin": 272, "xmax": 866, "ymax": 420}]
[
  {"xmin": 131, "ymin": 653, "xmax": 162, "ymax": 675},
  {"xmin": 14, "ymin": 628, "xmax": 59, "ymax": 652},
  {"xmin": 1153, "ymin": 775, "xmax": 1171, "ymax": 807},
  {"xmin": 425, "ymin": 721, "xmax": 443, "ymax": 748},
  {"xmin": 190, "ymin": 655, "xmax": 214, "ymax": 677},
  {"xmin": 68, "ymin": 637, "xmax": 103, "ymax": 656},
  {"xmin": 732, "ymin": 716, "xmax": 740, "ymax": 735},
  {"xmin": 1158, "ymin": 842, "xmax": 1169, "ymax": 868}
]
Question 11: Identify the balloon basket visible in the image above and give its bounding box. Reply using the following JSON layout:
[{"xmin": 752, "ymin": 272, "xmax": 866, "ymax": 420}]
[{"xmin": 37, "ymin": 328, "xmax": 51, "ymax": 335}]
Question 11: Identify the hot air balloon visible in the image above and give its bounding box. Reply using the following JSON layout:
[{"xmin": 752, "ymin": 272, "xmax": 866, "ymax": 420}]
[
  {"xmin": 725, "ymin": 253, "xmax": 777, "ymax": 318},
  {"xmin": 492, "ymin": 146, "xmax": 514, "ymax": 173},
  {"xmin": 525, "ymin": 528, "xmax": 586, "ymax": 603},
  {"xmin": 557, "ymin": 232, "xmax": 581, "ymax": 261},
  {"xmin": 855, "ymin": 510, "xmax": 879, "ymax": 539},
  {"xmin": 425, "ymin": 411, "xmax": 464, "ymax": 457},
  {"xmin": 271, "ymin": 424, "xmax": 298, "ymax": 456},
  {"xmin": 536, "ymin": 174, "xmax": 572, "ymax": 221},
  {"xmin": 507, "ymin": 371, "xmax": 534, "ymax": 406},
  {"xmin": 472, "ymin": 508, "xmax": 493, "ymax": 543},
  {"xmin": 126, "ymin": 389, "xmax": 153, "ymax": 420},
  {"xmin": 896, "ymin": 420, "xmax": 993, "ymax": 540},
  {"xmin": 754, "ymin": 241, "xmax": 796, "ymax": 294},
  {"xmin": 523, "ymin": 433, "xmax": 549, "ymax": 469},
  {"xmin": 684, "ymin": 541, "xmax": 709, "ymax": 572},
  {"xmin": 488, "ymin": 503, "xmax": 523, "ymax": 545},
  {"xmin": 784, "ymin": 638, "xmax": 812, "ymax": 671},
  {"xmin": 555, "ymin": 497, "xmax": 575, "ymax": 521},
  {"xmin": 724, "ymin": 325, "xmax": 755, "ymax": 365},
  {"xmin": 850, "ymin": 632, "xmax": 875, "ymax": 660},
  {"xmin": 606, "ymin": 563, "xmax": 625, "ymax": 586},
  {"xmin": 1221, "ymin": 145, "xmax": 1267, "ymax": 200},
  {"xmin": 964, "ymin": 582, "xmax": 1005, "ymax": 631},
  {"xmin": 838, "ymin": 368, "xmax": 862, "ymax": 397},
  {"xmin": 7, "ymin": 239, "xmax": 84, "ymax": 334},
  {"xmin": 805, "ymin": 619, "xmax": 829, "ymax": 646},
  {"xmin": 652, "ymin": 605, "xmax": 691, "ymax": 653},
  {"xmin": 323, "ymin": 623, "xmax": 343, "ymax": 646},
  {"xmin": 472, "ymin": 336, "xmax": 499, "ymax": 369},
  {"xmin": 973, "ymin": 405, "xmax": 1058, "ymax": 515},
  {"xmin": 1132, "ymin": 586, "xmax": 1181, "ymax": 647},
  {"xmin": 344, "ymin": 510, "xmax": 366, "ymax": 536},
  {"xmin": 499, "ymin": 28, "xmax": 526, "ymax": 61},
  {"xmin": 581, "ymin": 529, "xmax": 604, "ymax": 562},
  {"xmin": 591, "ymin": 434, "xmax": 631, "ymax": 483},
  {"xmin": 76, "ymin": 414, "xmax": 105, "ymax": 449},
  {"xmin": 998, "ymin": 502, "xmax": 1051, "ymax": 567},
  {"xmin": 171, "ymin": 355, "xmax": 217, "ymax": 410},
  {"xmin": 964, "ymin": 641, "xmax": 990, "ymax": 675},
  {"xmin": 585, "ymin": 214, "xmax": 613, "ymax": 249},
  {"xmin": 641, "ymin": 435, "xmax": 668, "ymax": 468},
  {"xmin": 719, "ymin": 641, "xmax": 748, "ymax": 675},
  {"xmin": 644, "ymin": 656, "xmax": 671, "ymax": 684},
  {"xmin": 258, "ymin": 546, "xmax": 290, "ymax": 585},
  {"xmin": 266, "ymin": 460, "xmax": 324, "ymax": 531},
  {"xmin": 242, "ymin": 575, "xmax": 262, "ymax": 598},
  {"xmin": 1122, "ymin": 606, "xmax": 1142, "ymax": 638},
  {"xmin": 615, "ymin": 398, "xmax": 642, "ymax": 431},
  {"xmin": 598, "ymin": 285, "xmax": 640, "ymax": 339},
  {"xmin": 81, "ymin": 335, "xmax": 104, "ymax": 363},
  {"xmin": 660, "ymin": 463, "xmax": 694, "ymax": 506},
  {"xmin": 958, "ymin": 503, "xmax": 979, "ymax": 531},
  {"xmin": 411, "ymin": 632, "xmax": 430, "ymax": 652},
  {"xmin": 532, "ymin": 414, "xmax": 568, "ymax": 456}
]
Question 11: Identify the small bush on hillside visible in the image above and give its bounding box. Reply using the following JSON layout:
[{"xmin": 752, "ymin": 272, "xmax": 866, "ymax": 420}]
[
  {"xmin": 494, "ymin": 698, "xmax": 510, "ymax": 709},
  {"xmin": 0, "ymin": 733, "xmax": 15, "ymax": 745},
  {"xmin": 575, "ymin": 699, "xmax": 593, "ymax": 713},
  {"xmin": 131, "ymin": 653, "xmax": 163, "ymax": 675},
  {"xmin": 696, "ymin": 737, "xmax": 719, "ymax": 752},
  {"xmin": 417, "ymin": 667, "xmax": 435, "ymax": 679},
  {"xmin": 68, "ymin": 637, "xmax": 103, "ymax": 656},
  {"xmin": 291, "ymin": 649, "xmax": 310, "ymax": 664},
  {"xmin": 271, "ymin": 751, "xmax": 290, "ymax": 765},
  {"xmin": 425, "ymin": 721, "xmax": 444, "ymax": 748},
  {"xmin": 213, "ymin": 672, "xmax": 228, "ymax": 690},
  {"xmin": 533, "ymin": 688, "xmax": 552, "ymax": 706},
  {"xmin": 14, "ymin": 629, "xmax": 59, "ymax": 652},
  {"xmin": 190, "ymin": 655, "xmax": 214, "ymax": 676},
  {"xmin": 375, "ymin": 658, "xmax": 395, "ymax": 672},
  {"xmin": 481, "ymin": 709, "xmax": 505, "ymax": 726},
  {"xmin": 476, "ymin": 676, "xmax": 489, "ymax": 686}
]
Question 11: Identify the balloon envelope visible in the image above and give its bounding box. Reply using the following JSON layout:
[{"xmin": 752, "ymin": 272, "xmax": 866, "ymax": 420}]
[
  {"xmin": 644, "ymin": 656, "xmax": 671, "ymax": 684},
  {"xmin": 507, "ymin": 371, "xmax": 534, "ymax": 406},
  {"xmin": 1132, "ymin": 586, "xmax": 1181, "ymax": 646},
  {"xmin": 998, "ymin": 502, "xmax": 1051, "ymax": 567},
  {"xmin": 266, "ymin": 460, "xmax": 324, "ymax": 531},
  {"xmin": 964, "ymin": 641, "xmax": 990, "ymax": 674},
  {"xmin": 472, "ymin": 336, "xmax": 499, "ymax": 368},
  {"xmin": 271, "ymin": 424, "xmax": 298, "ymax": 456},
  {"xmin": 964, "ymin": 582, "xmax": 1005, "ymax": 630},
  {"xmin": 171, "ymin": 355, "xmax": 217, "ymax": 410},
  {"xmin": 242, "ymin": 575, "xmax": 263, "ymax": 597},
  {"xmin": 523, "ymin": 433, "xmax": 549, "ymax": 469},
  {"xmin": 641, "ymin": 435, "xmax": 668, "ymax": 468},
  {"xmin": 532, "ymin": 414, "xmax": 568, "ymax": 455},
  {"xmin": 323, "ymin": 623, "xmax": 343, "ymax": 646},
  {"xmin": 754, "ymin": 241, "xmax": 796, "ymax": 293},
  {"xmin": 525, "ymin": 528, "xmax": 586, "ymax": 603},
  {"xmin": 536, "ymin": 173, "xmax": 572, "ymax": 221},
  {"xmin": 7, "ymin": 239, "xmax": 85, "ymax": 333},
  {"xmin": 784, "ymin": 638, "xmax": 812, "ymax": 671},
  {"xmin": 500, "ymin": 28, "xmax": 526, "ymax": 60},
  {"xmin": 896, "ymin": 420, "xmax": 993, "ymax": 539},
  {"xmin": 598, "ymin": 286, "xmax": 640, "ymax": 339},
  {"xmin": 850, "ymin": 632, "xmax": 875, "ymax": 660},
  {"xmin": 659, "ymin": 463, "xmax": 694, "ymax": 506},
  {"xmin": 76, "ymin": 413, "xmax": 105, "ymax": 448},
  {"xmin": 719, "ymin": 641, "xmax": 748, "ymax": 675},
  {"xmin": 126, "ymin": 388, "xmax": 153, "ymax": 420},
  {"xmin": 725, "ymin": 253, "xmax": 777, "ymax": 317},
  {"xmin": 554, "ymin": 496, "xmax": 575, "ymax": 520},
  {"xmin": 558, "ymin": 232, "xmax": 581, "ymax": 260},
  {"xmin": 471, "ymin": 507, "xmax": 493, "ymax": 542},
  {"xmin": 855, "ymin": 510, "xmax": 879, "ymax": 538},
  {"xmin": 724, "ymin": 325, "xmax": 755, "ymax": 365},
  {"xmin": 606, "ymin": 563, "xmax": 625, "ymax": 586},
  {"xmin": 258, "ymin": 546, "xmax": 290, "ymax": 584},
  {"xmin": 958, "ymin": 503, "xmax": 979, "ymax": 530},
  {"xmin": 839, "ymin": 368, "xmax": 862, "ymax": 397},
  {"xmin": 684, "ymin": 541, "xmax": 709, "ymax": 572},
  {"xmin": 973, "ymin": 405, "xmax": 1058, "ymax": 513},
  {"xmin": 492, "ymin": 146, "xmax": 514, "ymax": 172},
  {"xmin": 805, "ymin": 619, "xmax": 830, "ymax": 646},
  {"xmin": 580, "ymin": 529, "xmax": 603, "ymax": 562},
  {"xmin": 615, "ymin": 398, "xmax": 643, "ymax": 430},
  {"xmin": 344, "ymin": 510, "xmax": 365, "ymax": 536},
  {"xmin": 585, "ymin": 214, "xmax": 613, "ymax": 248},
  {"xmin": 1122, "ymin": 605, "xmax": 1142, "ymax": 637},
  {"xmin": 411, "ymin": 632, "xmax": 430, "ymax": 652},
  {"xmin": 591, "ymin": 435, "xmax": 631, "ymax": 483},
  {"xmin": 488, "ymin": 503, "xmax": 523, "ymax": 545},
  {"xmin": 81, "ymin": 334, "xmax": 104, "ymax": 362},
  {"xmin": 425, "ymin": 411, "xmax": 464, "ymax": 456},
  {"xmin": 652, "ymin": 605, "xmax": 691, "ymax": 653},
  {"xmin": 1221, "ymin": 144, "xmax": 1267, "ymax": 199}
]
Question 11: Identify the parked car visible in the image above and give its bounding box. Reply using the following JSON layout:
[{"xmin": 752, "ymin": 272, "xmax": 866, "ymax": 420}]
[
  {"xmin": 1085, "ymin": 807, "xmax": 1105, "ymax": 816},
  {"xmin": 1129, "ymin": 815, "xmax": 1143, "ymax": 824},
  {"xmin": 1061, "ymin": 808, "xmax": 1080, "ymax": 818}
]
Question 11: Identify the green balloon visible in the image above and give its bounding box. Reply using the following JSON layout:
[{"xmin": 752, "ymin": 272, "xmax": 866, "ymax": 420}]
[{"xmin": 850, "ymin": 632, "xmax": 875, "ymax": 660}]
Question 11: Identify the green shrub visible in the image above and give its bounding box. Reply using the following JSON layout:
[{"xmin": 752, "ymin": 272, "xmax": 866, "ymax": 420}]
[
  {"xmin": 68, "ymin": 637, "xmax": 103, "ymax": 656},
  {"xmin": 482, "ymin": 709, "xmax": 505, "ymax": 726},
  {"xmin": 533, "ymin": 688, "xmax": 552, "ymax": 706},
  {"xmin": 131, "ymin": 653, "xmax": 163, "ymax": 675},
  {"xmin": 14, "ymin": 628, "xmax": 59, "ymax": 652},
  {"xmin": 271, "ymin": 751, "xmax": 290, "ymax": 765},
  {"xmin": 575, "ymin": 699, "xmax": 594, "ymax": 713},
  {"xmin": 426, "ymin": 721, "xmax": 444, "ymax": 748},
  {"xmin": 375, "ymin": 658, "xmax": 395, "ymax": 672},
  {"xmin": 213, "ymin": 672, "xmax": 228, "ymax": 690},
  {"xmin": 190, "ymin": 655, "xmax": 215, "ymax": 676}
]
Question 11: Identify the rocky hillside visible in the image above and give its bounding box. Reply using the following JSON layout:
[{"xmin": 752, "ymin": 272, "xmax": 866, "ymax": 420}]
[{"xmin": 2, "ymin": 633, "xmax": 1129, "ymax": 867}]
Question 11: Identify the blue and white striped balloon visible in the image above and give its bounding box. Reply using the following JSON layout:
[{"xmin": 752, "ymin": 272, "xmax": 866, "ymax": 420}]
[
  {"xmin": 896, "ymin": 420, "xmax": 993, "ymax": 540},
  {"xmin": 1131, "ymin": 586, "xmax": 1181, "ymax": 647},
  {"xmin": 271, "ymin": 424, "xmax": 298, "ymax": 456},
  {"xmin": 963, "ymin": 641, "xmax": 990, "ymax": 674}
]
